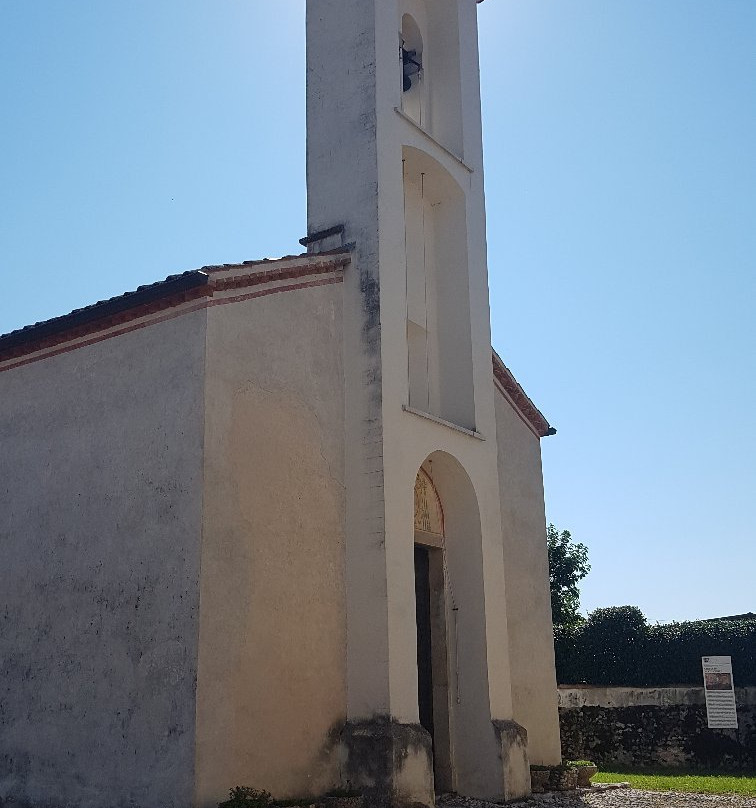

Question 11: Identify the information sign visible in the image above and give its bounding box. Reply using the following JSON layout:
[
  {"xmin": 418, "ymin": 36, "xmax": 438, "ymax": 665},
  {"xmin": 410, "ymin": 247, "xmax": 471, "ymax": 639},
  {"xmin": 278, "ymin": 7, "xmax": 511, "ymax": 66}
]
[{"xmin": 702, "ymin": 656, "xmax": 738, "ymax": 729}]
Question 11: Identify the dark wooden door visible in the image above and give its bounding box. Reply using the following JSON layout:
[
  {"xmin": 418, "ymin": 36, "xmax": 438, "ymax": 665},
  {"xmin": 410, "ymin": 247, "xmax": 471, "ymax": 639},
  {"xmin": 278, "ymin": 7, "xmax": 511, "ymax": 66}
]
[{"xmin": 414, "ymin": 545, "xmax": 435, "ymax": 742}]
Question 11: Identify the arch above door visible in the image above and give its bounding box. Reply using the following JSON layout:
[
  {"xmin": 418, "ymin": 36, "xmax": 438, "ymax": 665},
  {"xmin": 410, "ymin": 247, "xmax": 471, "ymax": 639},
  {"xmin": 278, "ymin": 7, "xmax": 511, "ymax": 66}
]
[{"xmin": 414, "ymin": 467, "xmax": 444, "ymax": 545}]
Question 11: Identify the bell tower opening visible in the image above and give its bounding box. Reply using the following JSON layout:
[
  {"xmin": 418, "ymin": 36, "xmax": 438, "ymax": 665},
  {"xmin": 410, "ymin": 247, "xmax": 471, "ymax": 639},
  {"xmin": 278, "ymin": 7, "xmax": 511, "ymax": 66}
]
[
  {"xmin": 398, "ymin": 0, "xmax": 464, "ymax": 155},
  {"xmin": 401, "ymin": 14, "xmax": 425, "ymax": 125}
]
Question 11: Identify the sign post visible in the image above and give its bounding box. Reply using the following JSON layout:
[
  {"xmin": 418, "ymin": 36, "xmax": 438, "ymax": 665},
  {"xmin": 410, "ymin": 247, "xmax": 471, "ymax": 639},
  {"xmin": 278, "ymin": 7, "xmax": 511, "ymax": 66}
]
[{"xmin": 702, "ymin": 656, "xmax": 738, "ymax": 729}]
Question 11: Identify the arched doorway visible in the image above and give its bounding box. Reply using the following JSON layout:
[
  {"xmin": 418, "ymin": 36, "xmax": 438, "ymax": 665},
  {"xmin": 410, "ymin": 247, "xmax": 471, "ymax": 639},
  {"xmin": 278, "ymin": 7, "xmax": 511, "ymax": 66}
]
[
  {"xmin": 413, "ymin": 467, "xmax": 454, "ymax": 793},
  {"xmin": 412, "ymin": 453, "xmax": 501, "ymax": 797}
]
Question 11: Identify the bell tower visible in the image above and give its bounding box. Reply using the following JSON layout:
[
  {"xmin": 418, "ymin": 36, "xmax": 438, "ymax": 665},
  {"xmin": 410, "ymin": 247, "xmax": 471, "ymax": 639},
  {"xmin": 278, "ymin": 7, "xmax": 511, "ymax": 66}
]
[{"xmin": 306, "ymin": 0, "xmax": 530, "ymax": 803}]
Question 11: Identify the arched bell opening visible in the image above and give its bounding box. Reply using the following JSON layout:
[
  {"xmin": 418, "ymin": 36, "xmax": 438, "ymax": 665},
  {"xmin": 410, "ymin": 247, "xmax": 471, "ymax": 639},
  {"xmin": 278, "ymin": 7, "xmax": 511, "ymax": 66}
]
[
  {"xmin": 401, "ymin": 13, "xmax": 426, "ymax": 125},
  {"xmin": 399, "ymin": 0, "xmax": 464, "ymax": 154}
]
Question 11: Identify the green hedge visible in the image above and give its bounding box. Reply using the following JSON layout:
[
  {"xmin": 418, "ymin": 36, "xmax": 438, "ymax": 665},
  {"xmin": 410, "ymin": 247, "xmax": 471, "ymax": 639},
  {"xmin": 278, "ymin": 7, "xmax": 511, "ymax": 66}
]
[{"xmin": 555, "ymin": 606, "xmax": 756, "ymax": 687}]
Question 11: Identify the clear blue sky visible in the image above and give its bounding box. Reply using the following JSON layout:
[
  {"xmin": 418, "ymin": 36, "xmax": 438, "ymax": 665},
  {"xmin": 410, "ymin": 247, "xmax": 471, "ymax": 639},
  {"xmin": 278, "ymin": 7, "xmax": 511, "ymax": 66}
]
[{"xmin": 1, "ymin": 2, "xmax": 754, "ymax": 624}]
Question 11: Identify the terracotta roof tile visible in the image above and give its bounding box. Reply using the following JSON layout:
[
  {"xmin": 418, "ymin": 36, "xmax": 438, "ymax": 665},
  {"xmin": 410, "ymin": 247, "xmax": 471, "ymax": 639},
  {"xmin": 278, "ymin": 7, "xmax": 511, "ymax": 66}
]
[
  {"xmin": 0, "ymin": 250, "xmax": 353, "ymax": 356},
  {"xmin": 0, "ymin": 270, "xmax": 209, "ymax": 353},
  {"xmin": 492, "ymin": 350, "xmax": 556, "ymax": 439}
]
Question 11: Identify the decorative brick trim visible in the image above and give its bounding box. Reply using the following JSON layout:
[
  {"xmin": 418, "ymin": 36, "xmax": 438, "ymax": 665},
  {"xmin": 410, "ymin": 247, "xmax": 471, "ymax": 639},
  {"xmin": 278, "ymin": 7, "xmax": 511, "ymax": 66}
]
[
  {"xmin": 0, "ymin": 268, "xmax": 345, "ymax": 372},
  {"xmin": 200, "ymin": 247, "xmax": 350, "ymax": 273},
  {"xmin": 212, "ymin": 258, "xmax": 349, "ymax": 292},
  {"xmin": 0, "ymin": 285, "xmax": 211, "ymax": 363},
  {"xmin": 492, "ymin": 352, "xmax": 554, "ymax": 439},
  {"xmin": 0, "ymin": 299, "xmax": 211, "ymax": 374}
]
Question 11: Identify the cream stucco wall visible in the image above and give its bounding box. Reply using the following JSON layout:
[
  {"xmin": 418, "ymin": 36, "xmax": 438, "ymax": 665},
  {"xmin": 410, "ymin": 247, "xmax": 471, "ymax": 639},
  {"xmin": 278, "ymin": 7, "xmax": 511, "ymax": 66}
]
[
  {"xmin": 0, "ymin": 260, "xmax": 559, "ymax": 807},
  {"xmin": 494, "ymin": 390, "xmax": 562, "ymax": 765},
  {"xmin": 194, "ymin": 279, "xmax": 347, "ymax": 805},
  {"xmin": 375, "ymin": 0, "xmax": 530, "ymax": 794},
  {"xmin": 0, "ymin": 312, "xmax": 207, "ymax": 808}
]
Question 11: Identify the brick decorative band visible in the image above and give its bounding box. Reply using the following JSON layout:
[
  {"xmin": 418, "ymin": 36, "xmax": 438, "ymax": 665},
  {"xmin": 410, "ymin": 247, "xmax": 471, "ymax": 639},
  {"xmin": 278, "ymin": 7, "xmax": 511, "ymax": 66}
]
[
  {"xmin": 492, "ymin": 354, "xmax": 553, "ymax": 438},
  {"xmin": 0, "ymin": 273, "xmax": 343, "ymax": 374}
]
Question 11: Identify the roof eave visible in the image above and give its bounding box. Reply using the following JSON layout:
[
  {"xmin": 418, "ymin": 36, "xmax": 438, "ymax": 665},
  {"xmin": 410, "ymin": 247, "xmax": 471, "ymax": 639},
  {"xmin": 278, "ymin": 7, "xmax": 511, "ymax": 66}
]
[
  {"xmin": 492, "ymin": 350, "xmax": 556, "ymax": 439},
  {"xmin": 0, "ymin": 271, "xmax": 210, "ymax": 354}
]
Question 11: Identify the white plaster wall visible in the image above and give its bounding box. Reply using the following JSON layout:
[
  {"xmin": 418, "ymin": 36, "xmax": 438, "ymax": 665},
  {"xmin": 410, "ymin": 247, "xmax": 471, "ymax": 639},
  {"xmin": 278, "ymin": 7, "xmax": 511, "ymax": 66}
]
[
  {"xmin": 377, "ymin": 0, "xmax": 521, "ymax": 768},
  {"xmin": 495, "ymin": 392, "xmax": 562, "ymax": 765},
  {"xmin": 306, "ymin": 0, "xmax": 392, "ymax": 723},
  {"xmin": 194, "ymin": 282, "xmax": 347, "ymax": 805},
  {"xmin": 307, "ymin": 0, "xmax": 540, "ymax": 799},
  {"xmin": 0, "ymin": 312, "xmax": 207, "ymax": 808}
]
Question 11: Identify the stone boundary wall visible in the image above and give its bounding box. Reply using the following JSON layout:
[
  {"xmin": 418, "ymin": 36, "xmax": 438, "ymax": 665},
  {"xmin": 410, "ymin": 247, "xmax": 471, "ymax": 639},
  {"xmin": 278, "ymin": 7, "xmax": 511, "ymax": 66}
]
[{"xmin": 558, "ymin": 686, "xmax": 756, "ymax": 770}]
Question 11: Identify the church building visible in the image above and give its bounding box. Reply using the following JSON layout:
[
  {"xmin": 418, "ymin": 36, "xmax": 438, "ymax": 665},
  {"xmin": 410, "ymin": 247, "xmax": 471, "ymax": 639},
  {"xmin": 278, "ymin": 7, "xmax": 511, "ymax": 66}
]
[{"xmin": 0, "ymin": 1, "xmax": 561, "ymax": 807}]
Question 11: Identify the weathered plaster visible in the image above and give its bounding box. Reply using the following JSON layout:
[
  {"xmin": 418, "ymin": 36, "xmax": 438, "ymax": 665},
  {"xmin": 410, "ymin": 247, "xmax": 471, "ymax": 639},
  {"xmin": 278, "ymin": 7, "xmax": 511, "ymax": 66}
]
[
  {"xmin": 0, "ymin": 312, "xmax": 207, "ymax": 808},
  {"xmin": 194, "ymin": 280, "xmax": 347, "ymax": 805},
  {"xmin": 306, "ymin": 0, "xmax": 390, "ymax": 734},
  {"xmin": 495, "ymin": 390, "xmax": 562, "ymax": 766},
  {"xmin": 339, "ymin": 719, "xmax": 433, "ymax": 807},
  {"xmin": 492, "ymin": 720, "xmax": 530, "ymax": 802}
]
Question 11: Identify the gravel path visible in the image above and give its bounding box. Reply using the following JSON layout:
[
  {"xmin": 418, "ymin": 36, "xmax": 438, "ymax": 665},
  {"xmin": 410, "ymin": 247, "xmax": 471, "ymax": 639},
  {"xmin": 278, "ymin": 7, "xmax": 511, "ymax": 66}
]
[
  {"xmin": 439, "ymin": 787, "xmax": 756, "ymax": 808},
  {"xmin": 559, "ymin": 789, "xmax": 756, "ymax": 808}
]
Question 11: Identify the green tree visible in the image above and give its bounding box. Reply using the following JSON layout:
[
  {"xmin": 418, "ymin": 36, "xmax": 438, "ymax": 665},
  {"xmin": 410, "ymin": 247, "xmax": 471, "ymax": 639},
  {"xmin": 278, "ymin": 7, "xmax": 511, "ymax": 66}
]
[{"xmin": 547, "ymin": 524, "xmax": 590, "ymax": 632}]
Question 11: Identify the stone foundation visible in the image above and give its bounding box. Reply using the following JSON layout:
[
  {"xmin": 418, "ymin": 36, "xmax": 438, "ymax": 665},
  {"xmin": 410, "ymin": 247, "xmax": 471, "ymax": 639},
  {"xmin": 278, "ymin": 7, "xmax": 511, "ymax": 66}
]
[
  {"xmin": 339, "ymin": 719, "xmax": 434, "ymax": 807},
  {"xmin": 492, "ymin": 720, "xmax": 531, "ymax": 801}
]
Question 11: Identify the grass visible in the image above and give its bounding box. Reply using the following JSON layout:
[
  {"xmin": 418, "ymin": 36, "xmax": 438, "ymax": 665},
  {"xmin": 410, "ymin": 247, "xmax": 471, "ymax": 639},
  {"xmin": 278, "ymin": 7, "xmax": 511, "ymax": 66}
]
[{"xmin": 593, "ymin": 768, "xmax": 756, "ymax": 796}]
